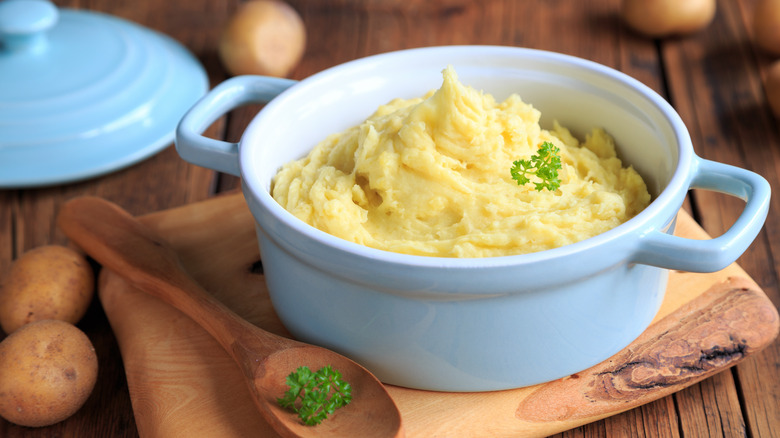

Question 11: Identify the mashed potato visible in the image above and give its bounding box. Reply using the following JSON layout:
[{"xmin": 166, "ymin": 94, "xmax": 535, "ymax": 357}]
[{"xmin": 271, "ymin": 67, "xmax": 651, "ymax": 257}]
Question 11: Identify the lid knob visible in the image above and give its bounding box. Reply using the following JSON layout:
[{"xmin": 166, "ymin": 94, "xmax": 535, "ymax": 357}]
[{"xmin": 0, "ymin": 0, "xmax": 58, "ymax": 53}]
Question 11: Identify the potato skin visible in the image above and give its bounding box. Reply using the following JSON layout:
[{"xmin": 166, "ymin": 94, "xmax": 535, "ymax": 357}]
[
  {"xmin": 0, "ymin": 245, "xmax": 94, "ymax": 334},
  {"xmin": 218, "ymin": 0, "xmax": 306, "ymax": 77},
  {"xmin": 754, "ymin": 0, "xmax": 780, "ymax": 56},
  {"xmin": 0, "ymin": 319, "xmax": 98, "ymax": 427},
  {"xmin": 621, "ymin": 0, "xmax": 716, "ymax": 37}
]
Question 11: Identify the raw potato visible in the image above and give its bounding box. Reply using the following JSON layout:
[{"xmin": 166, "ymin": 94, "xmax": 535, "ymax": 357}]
[
  {"xmin": 621, "ymin": 0, "xmax": 716, "ymax": 37},
  {"xmin": 218, "ymin": 0, "xmax": 306, "ymax": 77},
  {"xmin": 0, "ymin": 320, "xmax": 98, "ymax": 427},
  {"xmin": 0, "ymin": 245, "xmax": 94, "ymax": 335},
  {"xmin": 753, "ymin": 0, "xmax": 780, "ymax": 55},
  {"xmin": 766, "ymin": 60, "xmax": 780, "ymax": 119}
]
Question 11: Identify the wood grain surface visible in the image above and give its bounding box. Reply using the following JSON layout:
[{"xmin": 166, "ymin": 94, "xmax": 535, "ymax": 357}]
[
  {"xmin": 97, "ymin": 193, "xmax": 777, "ymax": 438},
  {"xmin": 1, "ymin": 0, "xmax": 779, "ymax": 436}
]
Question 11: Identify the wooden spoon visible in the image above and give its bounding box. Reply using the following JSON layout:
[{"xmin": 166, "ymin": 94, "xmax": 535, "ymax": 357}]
[{"xmin": 57, "ymin": 196, "xmax": 404, "ymax": 438}]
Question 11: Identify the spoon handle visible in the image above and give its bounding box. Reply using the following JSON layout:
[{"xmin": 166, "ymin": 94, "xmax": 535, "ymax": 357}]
[{"xmin": 56, "ymin": 196, "xmax": 281, "ymax": 360}]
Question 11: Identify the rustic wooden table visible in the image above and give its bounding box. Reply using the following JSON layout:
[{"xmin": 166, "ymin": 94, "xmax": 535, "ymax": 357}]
[{"xmin": 1, "ymin": 0, "xmax": 778, "ymax": 436}]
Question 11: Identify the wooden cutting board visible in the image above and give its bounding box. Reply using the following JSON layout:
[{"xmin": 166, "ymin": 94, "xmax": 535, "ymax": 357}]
[{"xmin": 96, "ymin": 192, "xmax": 779, "ymax": 438}]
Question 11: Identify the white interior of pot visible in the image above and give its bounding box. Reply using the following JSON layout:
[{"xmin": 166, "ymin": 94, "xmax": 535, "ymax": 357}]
[{"xmin": 243, "ymin": 47, "xmax": 682, "ymax": 203}]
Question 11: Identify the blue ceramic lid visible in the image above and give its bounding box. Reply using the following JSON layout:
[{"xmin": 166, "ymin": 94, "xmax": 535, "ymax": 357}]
[{"xmin": 0, "ymin": 0, "xmax": 208, "ymax": 187}]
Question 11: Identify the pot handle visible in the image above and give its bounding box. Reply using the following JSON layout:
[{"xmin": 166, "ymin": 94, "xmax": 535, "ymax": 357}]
[
  {"xmin": 175, "ymin": 75, "xmax": 297, "ymax": 176},
  {"xmin": 633, "ymin": 158, "xmax": 770, "ymax": 272}
]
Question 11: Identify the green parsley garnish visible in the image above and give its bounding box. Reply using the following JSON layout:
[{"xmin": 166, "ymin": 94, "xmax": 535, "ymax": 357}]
[
  {"xmin": 510, "ymin": 141, "xmax": 562, "ymax": 191},
  {"xmin": 277, "ymin": 365, "xmax": 352, "ymax": 426}
]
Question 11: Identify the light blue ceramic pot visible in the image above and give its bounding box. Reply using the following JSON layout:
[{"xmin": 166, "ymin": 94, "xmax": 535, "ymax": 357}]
[{"xmin": 175, "ymin": 46, "xmax": 770, "ymax": 391}]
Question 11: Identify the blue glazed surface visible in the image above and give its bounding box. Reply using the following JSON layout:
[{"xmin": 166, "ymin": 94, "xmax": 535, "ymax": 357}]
[
  {"xmin": 257, "ymin": 223, "xmax": 668, "ymax": 390},
  {"xmin": 176, "ymin": 46, "xmax": 770, "ymax": 391},
  {"xmin": 0, "ymin": 0, "xmax": 208, "ymax": 187}
]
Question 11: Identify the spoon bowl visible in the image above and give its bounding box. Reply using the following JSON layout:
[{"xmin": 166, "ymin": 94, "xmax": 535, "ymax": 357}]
[{"xmin": 56, "ymin": 196, "xmax": 403, "ymax": 438}]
